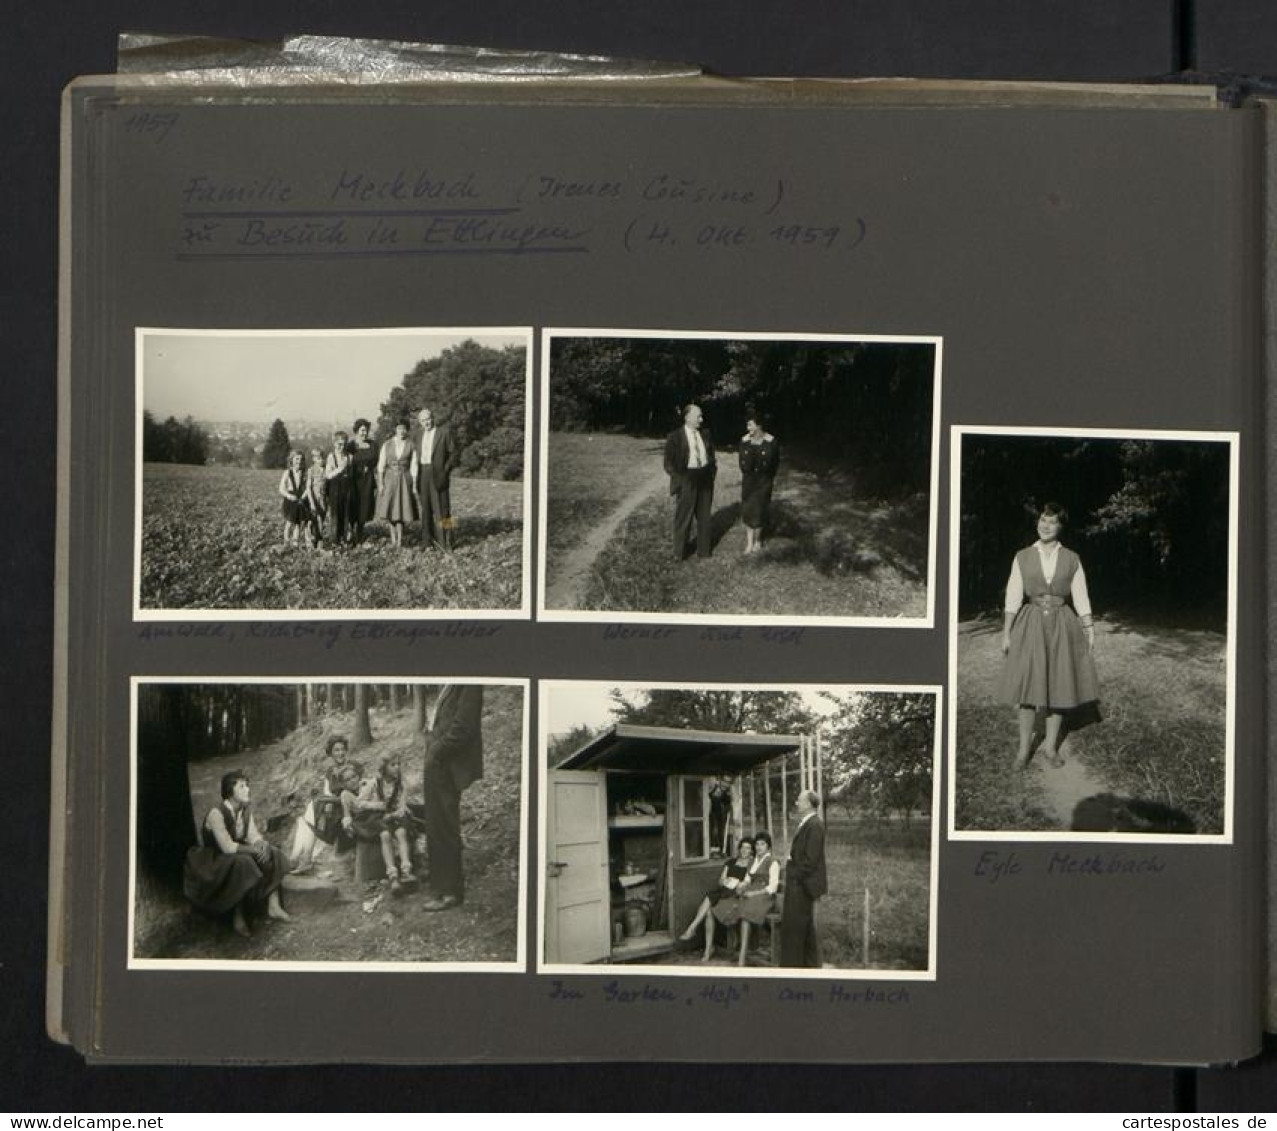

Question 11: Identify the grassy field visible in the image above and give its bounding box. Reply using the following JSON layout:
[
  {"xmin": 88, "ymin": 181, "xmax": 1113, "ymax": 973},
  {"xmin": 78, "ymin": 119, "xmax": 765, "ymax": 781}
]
[
  {"xmin": 954, "ymin": 616, "xmax": 1228, "ymax": 834},
  {"xmin": 547, "ymin": 431, "xmax": 930, "ymax": 617},
  {"xmin": 134, "ymin": 688, "xmax": 524, "ymax": 963},
  {"xmin": 140, "ymin": 463, "xmax": 524, "ymax": 611},
  {"xmin": 820, "ymin": 813, "xmax": 932, "ymax": 971}
]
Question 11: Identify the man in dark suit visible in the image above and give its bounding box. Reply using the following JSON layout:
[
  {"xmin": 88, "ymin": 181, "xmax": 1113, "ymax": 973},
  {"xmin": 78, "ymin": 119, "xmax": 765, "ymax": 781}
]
[
  {"xmin": 663, "ymin": 403, "xmax": 717, "ymax": 560},
  {"xmin": 416, "ymin": 406, "xmax": 460, "ymax": 550},
  {"xmin": 421, "ymin": 684, "xmax": 484, "ymax": 911},
  {"xmin": 780, "ymin": 789, "xmax": 828, "ymax": 967}
]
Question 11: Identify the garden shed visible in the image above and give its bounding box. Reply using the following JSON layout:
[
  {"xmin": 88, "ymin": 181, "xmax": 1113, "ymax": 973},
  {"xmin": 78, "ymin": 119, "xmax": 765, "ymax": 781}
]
[{"xmin": 545, "ymin": 722, "xmax": 822, "ymax": 965}]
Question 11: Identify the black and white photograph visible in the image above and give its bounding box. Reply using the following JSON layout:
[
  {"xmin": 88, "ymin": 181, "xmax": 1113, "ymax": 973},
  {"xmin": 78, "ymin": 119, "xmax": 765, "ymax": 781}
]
[
  {"xmin": 135, "ymin": 328, "xmax": 532, "ymax": 618},
  {"xmin": 949, "ymin": 428, "xmax": 1237, "ymax": 841},
  {"xmin": 538, "ymin": 331, "xmax": 940, "ymax": 623},
  {"xmin": 130, "ymin": 678, "xmax": 527, "ymax": 969},
  {"xmin": 540, "ymin": 681, "xmax": 940, "ymax": 978}
]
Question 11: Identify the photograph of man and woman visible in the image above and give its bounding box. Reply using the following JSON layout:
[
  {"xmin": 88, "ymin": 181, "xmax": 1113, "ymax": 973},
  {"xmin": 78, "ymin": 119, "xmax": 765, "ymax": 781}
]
[
  {"xmin": 540, "ymin": 681, "xmax": 939, "ymax": 977},
  {"xmin": 130, "ymin": 678, "xmax": 526, "ymax": 968},
  {"xmin": 136, "ymin": 328, "xmax": 531, "ymax": 616},
  {"xmin": 539, "ymin": 331, "xmax": 940, "ymax": 623},
  {"xmin": 950, "ymin": 427, "xmax": 1236, "ymax": 840}
]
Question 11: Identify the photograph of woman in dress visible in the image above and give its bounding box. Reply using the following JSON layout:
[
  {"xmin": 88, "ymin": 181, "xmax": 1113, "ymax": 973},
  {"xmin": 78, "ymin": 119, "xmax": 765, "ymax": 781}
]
[
  {"xmin": 952, "ymin": 429, "xmax": 1235, "ymax": 838},
  {"xmin": 1000, "ymin": 503, "xmax": 1100, "ymax": 769},
  {"xmin": 739, "ymin": 410, "xmax": 780, "ymax": 555},
  {"xmin": 375, "ymin": 416, "xmax": 420, "ymax": 548},
  {"xmin": 183, "ymin": 771, "xmax": 292, "ymax": 938},
  {"xmin": 323, "ymin": 429, "xmax": 352, "ymax": 546}
]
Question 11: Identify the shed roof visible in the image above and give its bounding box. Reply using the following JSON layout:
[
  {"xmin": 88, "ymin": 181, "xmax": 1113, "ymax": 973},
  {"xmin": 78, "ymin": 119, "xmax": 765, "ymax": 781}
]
[{"xmin": 557, "ymin": 723, "xmax": 802, "ymax": 775}]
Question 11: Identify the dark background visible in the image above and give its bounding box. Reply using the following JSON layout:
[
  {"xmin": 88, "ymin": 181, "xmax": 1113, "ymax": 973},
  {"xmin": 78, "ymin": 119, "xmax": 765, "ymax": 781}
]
[{"xmin": 6, "ymin": 0, "xmax": 1275, "ymax": 1111}]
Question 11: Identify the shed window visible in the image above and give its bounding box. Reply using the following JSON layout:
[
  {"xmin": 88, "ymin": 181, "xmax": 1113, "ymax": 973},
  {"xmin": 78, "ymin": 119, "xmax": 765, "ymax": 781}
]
[{"xmin": 679, "ymin": 777, "xmax": 709, "ymax": 861}]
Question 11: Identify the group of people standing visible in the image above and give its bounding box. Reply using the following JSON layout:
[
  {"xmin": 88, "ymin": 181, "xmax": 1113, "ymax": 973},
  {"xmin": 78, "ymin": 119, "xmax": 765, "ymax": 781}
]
[
  {"xmin": 278, "ymin": 408, "xmax": 460, "ymax": 551},
  {"xmin": 678, "ymin": 789, "xmax": 827, "ymax": 968},
  {"xmin": 183, "ymin": 685, "xmax": 486, "ymax": 937},
  {"xmin": 663, "ymin": 403, "xmax": 781, "ymax": 561}
]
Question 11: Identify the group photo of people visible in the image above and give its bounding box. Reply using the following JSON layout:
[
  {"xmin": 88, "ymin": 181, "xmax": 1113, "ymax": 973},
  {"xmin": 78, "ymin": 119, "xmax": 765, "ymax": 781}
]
[
  {"xmin": 950, "ymin": 428, "xmax": 1236, "ymax": 838},
  {"xmin": 539, "ymin": 331, "xmax": 939, "ymax": 622},
  {"xmin": 541, "ymin": 682, "xmax": 939, "ymax": 975},
  {"xmin": 131, "ymin": 679, "xmax": 525, "ymax": 967},
  {"xmin": 137, "ymin": 328, "xmax": 530, "ymax": 615}
]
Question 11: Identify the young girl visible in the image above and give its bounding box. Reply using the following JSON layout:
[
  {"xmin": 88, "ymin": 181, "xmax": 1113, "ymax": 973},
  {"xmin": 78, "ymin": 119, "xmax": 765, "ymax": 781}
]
[
  {"xmin": 324, "ymin": 430, "xmax": 352, "ymax": 546},
  {"xmin": 304, "ymin": 447, "xmax": 328, "ymax": 547},
  {"xmin": 278, "ymin": 450, "xmax": 307, "ymax": 546}
]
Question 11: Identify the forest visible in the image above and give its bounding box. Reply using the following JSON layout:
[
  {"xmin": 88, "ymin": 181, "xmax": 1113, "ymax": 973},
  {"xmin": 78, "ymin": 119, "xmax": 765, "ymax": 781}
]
[
  {"xmin": 958, "ymin": 435, "xmax": 1232, "ymax": 622},
  {"xmin": 548, "ymin": 337, "xmax": 936, "ymax": 497}
]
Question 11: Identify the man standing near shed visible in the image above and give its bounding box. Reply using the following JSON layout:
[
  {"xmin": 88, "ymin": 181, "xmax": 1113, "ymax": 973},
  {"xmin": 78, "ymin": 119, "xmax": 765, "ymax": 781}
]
[
  {"xmin": 416, "ymin": 406, "xmax": 459, "ymax": 550},
  {"xmin": 663, "ymin": 402, "xmax": 717, "ymax": 560},
  {"xmin": 781, "ymin": 789, "xmax": 827, "ymax": 968},
  {"xmin": 421, "ymin": 683, "xmax": 484, "ymax": 911}
]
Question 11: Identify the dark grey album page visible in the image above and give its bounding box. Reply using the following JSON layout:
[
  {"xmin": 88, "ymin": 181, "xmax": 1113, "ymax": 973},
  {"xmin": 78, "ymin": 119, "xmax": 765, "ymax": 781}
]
[{"xmin": 59, "ymin": 80, "xmax": 1262, "ymax": 1063}]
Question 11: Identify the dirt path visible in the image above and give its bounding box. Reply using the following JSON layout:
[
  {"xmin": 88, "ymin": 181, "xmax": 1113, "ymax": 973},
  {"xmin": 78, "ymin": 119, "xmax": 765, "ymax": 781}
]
[
  {"xmin": 1027, "ymin": 746, "xmax": 1112, "ymax": 827},
  {"xmin": 544, "ymin": 464, "xmax": 669, "ymax": 609}
]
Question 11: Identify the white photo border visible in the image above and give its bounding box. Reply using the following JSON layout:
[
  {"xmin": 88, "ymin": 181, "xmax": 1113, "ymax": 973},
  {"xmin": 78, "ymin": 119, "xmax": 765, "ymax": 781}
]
[
  {"xmin": 537, "ymin": 328, "xmax": 943, "ymax": 628},
  {"xmin": 128, "ymin": 675, "xmax": 531, "ymax": 972},
  {"xmin": 536, "ymin": 678, "xmax": 943, "ymax": 981},
  {"xmin": 946, "ymin": 424, "xmax": 1239, "ymax": 845},
  {"xmin": 133, "ymin": 326, "xmax": 535, "ymax": 622}
]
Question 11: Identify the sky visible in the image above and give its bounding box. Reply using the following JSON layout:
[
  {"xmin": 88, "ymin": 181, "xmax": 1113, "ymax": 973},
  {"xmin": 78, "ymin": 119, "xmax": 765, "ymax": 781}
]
[
  {"xmin": 141, "ymin": 329, "xmax": 528, "ymax": 424},
  {"xmin": 544, "ymin": 683, "xmax": 846, "ymax": 738}
]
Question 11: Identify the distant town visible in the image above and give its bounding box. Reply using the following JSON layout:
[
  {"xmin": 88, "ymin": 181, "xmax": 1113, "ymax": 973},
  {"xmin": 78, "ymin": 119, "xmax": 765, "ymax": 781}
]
[{"xmin": 200, "ymin": 419, "xmax": 354, "ymax": 465}]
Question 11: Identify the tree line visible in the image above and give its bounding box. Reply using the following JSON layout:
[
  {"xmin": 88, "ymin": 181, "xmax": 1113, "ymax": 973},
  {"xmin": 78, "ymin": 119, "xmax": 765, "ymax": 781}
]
[
  {"xmin": 548, "ymin": 338, "xmax": 937, "ymax": 497},
  {"xmin": 142, "ymin": 411, "xmax": 210, "ymax": 465},
  {"xmin": 378, "ymin": 339, "xmax": 527, "ymax": 480},
  {"xmin": 959, "ymin": 435, "xmax": 1232, "ymax": 623}
]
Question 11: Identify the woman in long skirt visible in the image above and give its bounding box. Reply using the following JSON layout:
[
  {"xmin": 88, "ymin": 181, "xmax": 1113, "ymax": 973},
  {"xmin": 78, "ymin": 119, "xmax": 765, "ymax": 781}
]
[
  {"xmin": 1000, "ymin": 502, "xmax": 1101, "ymax": 768},
  {"xmin": 739, "ymin": 411, "xmax": 780, "ymax": 554},
  {"xmin": 375, "ymin": 417, "xmax": 420, "ymax": 548}
]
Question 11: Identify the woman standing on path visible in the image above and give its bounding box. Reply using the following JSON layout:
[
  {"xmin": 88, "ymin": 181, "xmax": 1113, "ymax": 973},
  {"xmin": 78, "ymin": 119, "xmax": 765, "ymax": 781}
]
[
  {"xmin": 738, "ymin": 411, "xmax": 780, "ymax": 554},
  {"xmin": 1000, "ymin": 503, "xmax": 1101, "ymax": 768}
]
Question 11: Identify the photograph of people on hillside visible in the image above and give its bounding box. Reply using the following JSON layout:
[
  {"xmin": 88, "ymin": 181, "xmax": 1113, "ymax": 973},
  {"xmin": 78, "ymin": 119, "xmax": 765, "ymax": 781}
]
[
  {"xmin": 540, "ymin": 682, "xmax": 939, "ymax": 976},
  {"xmin": 950, "ymin": 428, "xmax": 1236, "ymax": 839},
  {"xmin": 131, "ymin": 679, "xmax": 526, "ymax": 968},
  {"xmin": 136, "ymin": 328, "xmax": 530, "ymax": 616},
  {"xmin": 539, "ymin": 332, "xmax": 940, "ymax": 622}
]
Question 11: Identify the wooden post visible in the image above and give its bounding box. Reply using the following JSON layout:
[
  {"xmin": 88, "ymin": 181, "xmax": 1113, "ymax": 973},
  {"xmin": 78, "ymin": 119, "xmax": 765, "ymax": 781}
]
[
  {"xmin": 816, "ymin": 730, "xmax": 824, "ymax": 804},
  {"xmin": 748, "ymin": 772, "xmax": 756, "ymax": 835},
  {"xmin": 780, "ymin": 748, "xmax": 789, "ymax": 847},
  {"xmin": 763, "ymin": 759, "xmax": 774, "ymax": 838},
  {"xmin": 862, "ymin": 887, "xmax": 871, "ymax": 967}
]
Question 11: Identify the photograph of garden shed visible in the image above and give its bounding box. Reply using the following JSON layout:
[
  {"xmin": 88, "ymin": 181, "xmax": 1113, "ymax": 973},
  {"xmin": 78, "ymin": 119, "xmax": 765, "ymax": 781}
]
[{"xmin": 540, "ymin": 683, "xmax": 940, "ymax": 978}]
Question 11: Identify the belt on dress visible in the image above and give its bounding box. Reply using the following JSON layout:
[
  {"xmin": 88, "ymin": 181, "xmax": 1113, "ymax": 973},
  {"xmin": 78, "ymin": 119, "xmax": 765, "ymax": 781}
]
[{"xmin": 1030, "ymin": 595, "xmax": 1067, "ymax": 610}]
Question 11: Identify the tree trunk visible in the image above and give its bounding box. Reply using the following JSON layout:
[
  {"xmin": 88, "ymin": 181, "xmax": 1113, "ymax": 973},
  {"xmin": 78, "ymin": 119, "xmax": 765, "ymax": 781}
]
[
  {"xmin": 350, "ymin": 684, "xmax": 373, "ymax": 749},
  {"xmin": 412, "ymin": 685, "xmax": 426, "ymax": 732},
  {"xmin": 136, "ymin": 685, "xmax": 196, "ymax": 893},
  {"xmin": 389, "ymin": 683, "xmax": 401, "ymax": 712},
  {"xmin": 326, "ymin": 683, "xmax": 336, "ymax": 715}
]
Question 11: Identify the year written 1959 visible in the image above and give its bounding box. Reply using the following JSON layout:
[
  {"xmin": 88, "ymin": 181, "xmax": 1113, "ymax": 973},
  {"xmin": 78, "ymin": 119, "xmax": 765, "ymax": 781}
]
[{"xmin": 637, "ymin": 219, "xmax": 857, "ymax": 251}]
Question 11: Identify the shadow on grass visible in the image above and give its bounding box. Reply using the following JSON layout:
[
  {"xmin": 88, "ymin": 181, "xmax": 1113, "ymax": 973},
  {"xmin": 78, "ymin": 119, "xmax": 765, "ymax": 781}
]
[{"xmin": 763, "ymin": 470, "xmax": 929, "ymax": 581}]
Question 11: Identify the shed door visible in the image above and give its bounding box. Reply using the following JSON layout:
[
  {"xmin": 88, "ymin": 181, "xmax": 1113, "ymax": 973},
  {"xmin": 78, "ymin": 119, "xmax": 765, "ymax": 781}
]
[{"xmin": 546, "ymin": 769, "xmax": 610, "ymax": 965}]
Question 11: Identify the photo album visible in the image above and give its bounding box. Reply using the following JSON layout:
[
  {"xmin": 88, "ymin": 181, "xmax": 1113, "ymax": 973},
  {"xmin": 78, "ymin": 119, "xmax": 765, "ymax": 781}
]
[{"xmin": 51, "ymin": 51, "xmax": 1268, "ymax": 1064}]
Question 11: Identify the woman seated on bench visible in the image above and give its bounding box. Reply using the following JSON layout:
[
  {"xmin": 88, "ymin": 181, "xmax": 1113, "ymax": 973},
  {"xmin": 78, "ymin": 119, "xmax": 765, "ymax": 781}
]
[
  {"xmin": 708, "ymin": 831, "xmax": 781, "ymax": 965},
  {"xmin": 679, "ymin": 835, "xmax": 755, "ymax": 961},
  {"xmin": 184, "ymin": 771, "xmax": 292, "ymax": 938}
]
